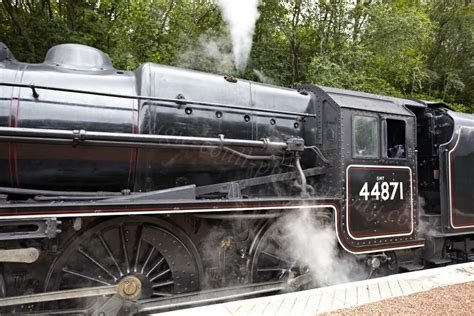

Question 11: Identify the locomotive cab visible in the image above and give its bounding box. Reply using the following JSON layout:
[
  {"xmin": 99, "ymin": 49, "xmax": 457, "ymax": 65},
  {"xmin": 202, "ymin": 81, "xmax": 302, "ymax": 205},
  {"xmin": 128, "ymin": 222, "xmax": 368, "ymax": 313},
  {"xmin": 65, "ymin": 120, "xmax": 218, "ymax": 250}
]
[{"xmin": 303, "ymin": 85, "xmax": 425, "ymax": 254}]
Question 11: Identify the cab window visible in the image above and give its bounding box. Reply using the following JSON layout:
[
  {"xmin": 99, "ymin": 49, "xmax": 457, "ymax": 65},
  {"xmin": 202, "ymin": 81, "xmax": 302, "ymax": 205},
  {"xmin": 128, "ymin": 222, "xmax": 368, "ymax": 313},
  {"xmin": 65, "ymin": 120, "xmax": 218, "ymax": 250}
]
[
  {"xmin": 386, "ymin": 119, "xmax": 406, "ymax": 159},
  {"xmin": 352, "ymin": 115, "xmax": 379, "ymax": 159}
]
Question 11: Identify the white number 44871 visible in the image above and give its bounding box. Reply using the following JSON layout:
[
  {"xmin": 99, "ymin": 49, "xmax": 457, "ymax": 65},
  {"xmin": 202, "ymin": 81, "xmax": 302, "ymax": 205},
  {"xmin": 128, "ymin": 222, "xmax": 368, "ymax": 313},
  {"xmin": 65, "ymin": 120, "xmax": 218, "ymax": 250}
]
[{"xmin": 358, "ymin": 182, "xmax": 404, "ymax": 201}]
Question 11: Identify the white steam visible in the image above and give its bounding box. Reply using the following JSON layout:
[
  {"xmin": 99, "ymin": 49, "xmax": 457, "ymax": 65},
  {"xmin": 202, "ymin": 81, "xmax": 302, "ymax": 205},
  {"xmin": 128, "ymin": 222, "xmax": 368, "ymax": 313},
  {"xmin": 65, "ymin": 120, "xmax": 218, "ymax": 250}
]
[
  {"xmin": 253, "ymin": 69, "xmax": 275, "ymax": 84},
  {"xmin": 280, "ymin": 209, "xmax": 364, "ymax": 286},
  {"xmin": 215, "ymin": 0, "xmax": 261, "ymax": 71},
  {"xmin": 417, "ymin": 196, "xmax": 434, "ymax": 237},
  {"xmin": 177, "ymin": 34, "xmax": 234, "ymax": 74}
]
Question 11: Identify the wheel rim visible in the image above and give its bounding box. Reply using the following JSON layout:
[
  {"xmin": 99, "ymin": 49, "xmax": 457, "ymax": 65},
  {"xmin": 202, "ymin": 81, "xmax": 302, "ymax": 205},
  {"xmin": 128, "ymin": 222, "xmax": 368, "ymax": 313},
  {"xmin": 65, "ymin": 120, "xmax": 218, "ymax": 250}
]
[{"xmin": 45, "ymin": 217, "xmax": 201, "ymax": 308}]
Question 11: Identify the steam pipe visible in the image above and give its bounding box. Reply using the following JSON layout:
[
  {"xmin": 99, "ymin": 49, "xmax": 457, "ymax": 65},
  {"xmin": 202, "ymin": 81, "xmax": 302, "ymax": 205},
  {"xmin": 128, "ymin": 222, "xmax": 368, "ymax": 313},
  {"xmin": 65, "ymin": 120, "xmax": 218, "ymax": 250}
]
[
  {"xmin": 0, "ymin": 135, "xmax": 283, "ymax": 162},
  {"xmin": 221, "ymin": 147, "xmax": 280, "ymax": 160},
  {"xmin": 0, "ymin": 127, "xmax": 288, "ymax": 151},
  {"xmin": 294, "ymin": 154, "xmax": 308, "ymax": 196},
  {"xmin": 0, "ymin": 127, "xmax": 288, "ymax": 149},
  {"xmin": 0, "ymin": 82, "xmax": 317, "ymax": 119}
]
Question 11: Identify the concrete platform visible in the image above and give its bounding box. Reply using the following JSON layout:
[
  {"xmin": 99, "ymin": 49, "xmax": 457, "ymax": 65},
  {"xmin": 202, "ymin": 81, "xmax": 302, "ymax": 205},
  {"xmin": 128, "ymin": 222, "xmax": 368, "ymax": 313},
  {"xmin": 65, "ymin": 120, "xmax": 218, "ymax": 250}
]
[{"xmin": 155, "ymin": 262, "xmax": 474, "ymax": 315}]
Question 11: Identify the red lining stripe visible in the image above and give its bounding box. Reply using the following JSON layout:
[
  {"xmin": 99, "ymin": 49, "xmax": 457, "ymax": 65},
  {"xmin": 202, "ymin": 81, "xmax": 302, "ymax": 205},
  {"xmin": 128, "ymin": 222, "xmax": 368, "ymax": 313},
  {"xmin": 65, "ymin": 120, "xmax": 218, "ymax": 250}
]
[
  {"xmin": 7, "ymin": 144, "xmax": 13, "ymax": 186},
  {"xmin": 127, "ymin": 98, "xmax": 139, "ymax": 188},
  {"xmin": 7, "ymin": 86, "xmax": 14, "ymax": 186},
  {"xmin": 14, "ymin": 93, "xmax": 20, "ymax": 186}
]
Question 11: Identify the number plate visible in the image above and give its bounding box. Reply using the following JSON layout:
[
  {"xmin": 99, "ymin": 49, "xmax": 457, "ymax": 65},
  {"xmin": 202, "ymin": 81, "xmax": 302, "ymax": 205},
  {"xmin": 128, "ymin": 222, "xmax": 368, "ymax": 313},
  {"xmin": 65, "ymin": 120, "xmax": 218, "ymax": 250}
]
[{"xmin": 346, "ymin": 165, "xmax": 413, "ymax": 240}]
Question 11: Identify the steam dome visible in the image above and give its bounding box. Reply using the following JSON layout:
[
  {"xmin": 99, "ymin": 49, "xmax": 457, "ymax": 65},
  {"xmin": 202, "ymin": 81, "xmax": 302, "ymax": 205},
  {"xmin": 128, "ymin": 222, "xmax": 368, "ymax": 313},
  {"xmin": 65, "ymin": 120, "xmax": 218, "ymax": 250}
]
[{"xmin": 44, "ymin": 43, "xmax": 113, "ymax": 71}]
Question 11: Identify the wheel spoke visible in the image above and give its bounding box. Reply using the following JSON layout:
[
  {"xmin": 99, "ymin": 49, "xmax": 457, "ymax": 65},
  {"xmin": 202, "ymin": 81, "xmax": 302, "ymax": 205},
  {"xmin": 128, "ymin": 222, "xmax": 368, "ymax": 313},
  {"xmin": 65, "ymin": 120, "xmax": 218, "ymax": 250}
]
[
  {"xmin": 120, "ymin": 225, "xmax": 130, "ymax": 274},
  {"xmin": 98, "ymin": 232, "xmax": 124, "ymax": 277},
  {"xmin": 151, "ymin": 280, "xmax": 174, "ymax": 288},
  {"xmin": 149, "ymin": 268, "xmax": 171, "ymax": 282},
  {"xmin": 252, "ymin": 223, "xmax": 309, "ymax": 285},
  {"xmin": 133, "ymin": 226, "xmax": 144, "ymax": 273},
  {"xmin": 79, "ymin": 248, "xmax": 118, "ymax": 281},
  {"xmin": 47, "ymin": 219, "xmax": 201, "ymax": 306},
  {"xmin": 141, "ymin": 247, "xmax": 155, "ymax": 274},
  {"xmin": 261, "ymin": 251, "xmax": 292, "ymax": 264},
  {"xmin": 152, "ymin": 292, "xmax": 173, "ymax": 297},
  {"xmin": 62, "ymin": 268, "xmax": 111, "ymax": 286},
  {"xmin": 146, "ymin": 257, "xmax": 165, "ymax": 278},
  {"xmin": 257, "ymin": 268, "xmax": 287, "ymax": 273}
]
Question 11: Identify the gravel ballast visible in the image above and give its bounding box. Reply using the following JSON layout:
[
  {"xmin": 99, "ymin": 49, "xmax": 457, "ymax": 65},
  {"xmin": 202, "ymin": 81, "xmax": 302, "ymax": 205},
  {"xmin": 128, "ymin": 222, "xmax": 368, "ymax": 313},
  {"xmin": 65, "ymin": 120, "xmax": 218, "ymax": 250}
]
[{"xmin": 325, "ymin": 281, "xmax": 474, "ymax": 315}]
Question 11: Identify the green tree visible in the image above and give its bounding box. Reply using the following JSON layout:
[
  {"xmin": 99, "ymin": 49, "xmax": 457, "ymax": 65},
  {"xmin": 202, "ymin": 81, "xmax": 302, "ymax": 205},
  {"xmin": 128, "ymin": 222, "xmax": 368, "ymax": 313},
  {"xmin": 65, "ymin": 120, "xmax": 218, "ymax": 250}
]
[{"xmin": 0, "ymin": 0, "xmax": 472, "ymax": 112}]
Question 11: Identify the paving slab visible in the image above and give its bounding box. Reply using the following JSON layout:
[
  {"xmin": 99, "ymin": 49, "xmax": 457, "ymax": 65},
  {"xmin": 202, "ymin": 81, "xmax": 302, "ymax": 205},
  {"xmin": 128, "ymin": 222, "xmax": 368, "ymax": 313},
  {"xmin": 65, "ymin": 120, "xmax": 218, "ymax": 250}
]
[{"xmin": 155, "ymin": 262, "xmax": 474, "ymax": 316}]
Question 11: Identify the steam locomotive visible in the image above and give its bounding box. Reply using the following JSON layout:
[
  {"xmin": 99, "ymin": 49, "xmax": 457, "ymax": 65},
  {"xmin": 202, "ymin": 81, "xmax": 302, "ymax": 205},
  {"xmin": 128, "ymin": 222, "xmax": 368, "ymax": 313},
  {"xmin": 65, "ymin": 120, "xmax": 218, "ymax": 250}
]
[{"xmin": 0, "ymin": 42, "xmax": 473, "ymax": 314}]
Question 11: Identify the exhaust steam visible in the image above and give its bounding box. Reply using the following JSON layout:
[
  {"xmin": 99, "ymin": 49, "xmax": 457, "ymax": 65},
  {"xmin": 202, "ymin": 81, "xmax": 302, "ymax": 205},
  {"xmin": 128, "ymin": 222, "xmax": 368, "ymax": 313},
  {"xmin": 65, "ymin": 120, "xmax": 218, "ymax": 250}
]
[
  {"xmin": 215, "ymin": 0, "xmax": 261, "ymax": 71},
  {"xmin": 279, "ymin": 209, "xmax": 365, "ymax": 287}
]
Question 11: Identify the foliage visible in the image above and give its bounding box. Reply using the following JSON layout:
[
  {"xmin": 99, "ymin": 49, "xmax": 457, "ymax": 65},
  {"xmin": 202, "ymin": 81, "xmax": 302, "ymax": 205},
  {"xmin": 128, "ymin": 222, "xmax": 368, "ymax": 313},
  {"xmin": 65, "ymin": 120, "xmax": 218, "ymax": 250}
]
[{"xmin": 0, "ymin": 0, "xmax": 472, "ymax": 112}]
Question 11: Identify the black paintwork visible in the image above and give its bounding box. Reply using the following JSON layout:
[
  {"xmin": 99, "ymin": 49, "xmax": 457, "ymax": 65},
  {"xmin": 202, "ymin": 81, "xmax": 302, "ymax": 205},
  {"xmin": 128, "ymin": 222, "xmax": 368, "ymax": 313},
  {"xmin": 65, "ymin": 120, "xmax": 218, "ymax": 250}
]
[
  {"xmin": 449, "ymin": 127, "xmax": 474, "ymax": 227},
  {"xmin": 0, "ymin": 44, "xmax": 316, "ymax": 193},
  {"xmin": 0, "ymin": 42, "xmax": 473, "ymax": 255},
  {"xmin": 347, "ymin": 166, "xmax": 412, "ymax": 238},
  {"xmin": 438, "ymin": 111, "xmax": 474, "ymax": 234}
]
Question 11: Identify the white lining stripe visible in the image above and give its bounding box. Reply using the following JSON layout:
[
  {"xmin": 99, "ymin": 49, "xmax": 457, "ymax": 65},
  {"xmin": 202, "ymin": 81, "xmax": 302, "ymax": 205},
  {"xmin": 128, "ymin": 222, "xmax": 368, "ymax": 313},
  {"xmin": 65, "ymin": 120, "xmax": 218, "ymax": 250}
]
[{"xmin": 0, "ymin": 203, "xmax": 423, "ymax": 255}]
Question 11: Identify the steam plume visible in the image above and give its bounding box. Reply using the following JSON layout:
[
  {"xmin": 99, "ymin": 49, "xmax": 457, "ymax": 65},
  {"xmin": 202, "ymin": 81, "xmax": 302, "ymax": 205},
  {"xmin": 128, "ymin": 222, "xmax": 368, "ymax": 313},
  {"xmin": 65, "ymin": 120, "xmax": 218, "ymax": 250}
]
[
  {"xmin": 177, "ymin": 34, "xmax": 234, "ymax": 74},
  {"xmin": 215, "ymin": 0, "xmax": 261, "ymax": 71},
  {"xmin": 253, "ymin": 69, "xmax": 275, "ymax": 84},
  {"xmin": 280, "ymin": 209, "xmax": 365, "ymax": 286}
]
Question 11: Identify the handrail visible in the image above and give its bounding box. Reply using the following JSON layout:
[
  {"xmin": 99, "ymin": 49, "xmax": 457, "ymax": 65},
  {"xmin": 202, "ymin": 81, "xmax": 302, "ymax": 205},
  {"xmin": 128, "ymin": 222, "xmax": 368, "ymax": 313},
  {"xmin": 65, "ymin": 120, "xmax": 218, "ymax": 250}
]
[{"xmin": 0, "ymin": 82, "xmax": 316, "ymax": 118}]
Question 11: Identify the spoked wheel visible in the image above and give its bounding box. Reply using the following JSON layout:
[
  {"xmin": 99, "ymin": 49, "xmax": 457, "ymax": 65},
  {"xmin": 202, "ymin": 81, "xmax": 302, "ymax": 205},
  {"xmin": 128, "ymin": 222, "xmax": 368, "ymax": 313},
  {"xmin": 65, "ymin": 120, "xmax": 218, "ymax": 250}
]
[
  {"xmin": 249, "ymin": 221, "xmax": 309, "ymax": 287},
  {"xmin": 45, "ymin": 217, "xmax": 201, "ymax": 309},
  {"xmin": 249, "ymin": 211, "xmax": 333, "ymax": 289}
]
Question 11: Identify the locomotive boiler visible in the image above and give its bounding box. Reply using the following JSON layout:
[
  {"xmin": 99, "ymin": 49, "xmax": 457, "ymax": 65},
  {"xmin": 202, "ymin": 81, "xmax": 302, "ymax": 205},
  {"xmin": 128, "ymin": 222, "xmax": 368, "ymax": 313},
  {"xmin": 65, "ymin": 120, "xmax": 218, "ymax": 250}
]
[{"xmin": 0, "ymin": 42, "xmax": 473, "ymax": 314}]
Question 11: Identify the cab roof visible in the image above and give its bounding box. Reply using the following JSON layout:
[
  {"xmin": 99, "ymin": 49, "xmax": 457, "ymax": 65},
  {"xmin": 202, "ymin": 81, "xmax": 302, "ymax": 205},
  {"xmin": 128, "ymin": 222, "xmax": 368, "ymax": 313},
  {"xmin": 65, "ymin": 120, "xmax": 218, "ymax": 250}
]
[{"xmin": 318, "ymin": 85, "xmax": 425, "ymax": 116}]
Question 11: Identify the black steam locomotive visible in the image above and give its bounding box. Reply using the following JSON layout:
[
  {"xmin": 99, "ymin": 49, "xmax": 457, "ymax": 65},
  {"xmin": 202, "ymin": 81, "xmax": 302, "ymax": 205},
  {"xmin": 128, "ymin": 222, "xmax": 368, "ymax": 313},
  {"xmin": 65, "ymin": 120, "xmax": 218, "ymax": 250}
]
[{"xmin": 0, "ymin": 42, "xmax": 473, "ymax": 313}]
